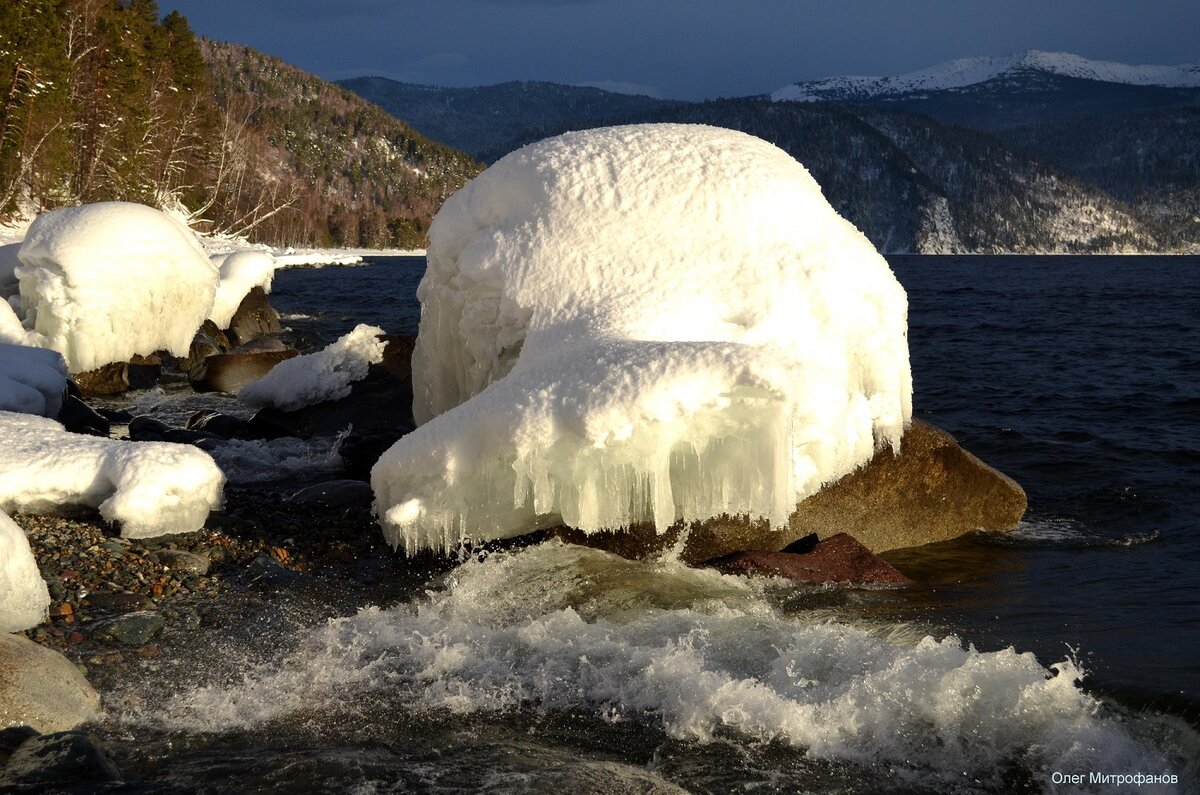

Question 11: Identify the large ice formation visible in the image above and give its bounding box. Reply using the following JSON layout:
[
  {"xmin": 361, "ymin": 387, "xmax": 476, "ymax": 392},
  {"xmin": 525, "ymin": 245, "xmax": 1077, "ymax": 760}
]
[
  {"xmin": 0, "ymin": 343, "xmax": 67, "ymax": 417},
  {"xmin": 0, "ymin": 511, "xmax": 50, "ymax": 633},
  {"xmin": 238, "ymin": 323, "xmax": 386, "ymax": 411},
  {"xmin": 373, "ymin": 124, "xmax": 912, "ymax": 553},
  {"xmin": 208, "ymin": 250, "xmax": 279, "ymax": 329},
  {"xmin": 16, "ymin": 202, "xmax": 219, "ymax": 373},
  {"xmin": 0, "ymin": 411, "xmax": 225, "ymax": 538}
]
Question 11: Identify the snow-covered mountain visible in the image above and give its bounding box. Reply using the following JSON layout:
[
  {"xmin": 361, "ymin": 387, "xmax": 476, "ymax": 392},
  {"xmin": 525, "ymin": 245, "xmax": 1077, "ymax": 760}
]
[{"xmin": 772, "ymin": 50, "xmax": 1200, "ymax": 102}]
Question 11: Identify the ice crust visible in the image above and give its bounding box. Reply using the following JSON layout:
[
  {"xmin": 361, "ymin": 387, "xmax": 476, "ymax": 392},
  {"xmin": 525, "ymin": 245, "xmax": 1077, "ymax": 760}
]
[
  {"xmin": 0, "ymin": 411, "xmax": 225, "ymax": 538},
  {"xmin": 373, "ymin": 124, "xmax": 912, "ymax": 552},
  {"xmin": 0, "ymin": 343, "xmax": 67, "ymax": 417},
  {"xmin": 15, "ymin": 202, "xmax": 219, "ymax": 373},
  {"xmin": 0, "ymin": 511, "xmax": 50, "ymax": 633},
  {"xmin": 208, "ymin": 250, "xmax": 279, "ymax": 329},
  {"xmin": 238, "ymin": 323, "xmax": 386, "ymax": 411}
]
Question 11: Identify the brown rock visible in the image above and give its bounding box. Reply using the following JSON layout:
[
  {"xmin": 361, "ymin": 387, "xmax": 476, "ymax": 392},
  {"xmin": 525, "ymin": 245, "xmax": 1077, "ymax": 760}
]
[
  {"xmin": 714, "ymin": 533, "xmax": 914, "ymax": 585},
  {"xmin": 72, "ymin": 354, "xmax": 161, "ymax": 396},
  {"xmin": 177, "ymin": 320, "xmax": 231, "ymax": 372},
  {"xmin": 225, "ymin": 286, "xmax": 281, "ymax": 346},
  {"xmin": 554, "ymin": 419, "xmax": 1026, "ymax": 563},
  {"xmin": 188, "ymin": 347, "xmax": 298, "ymax": 394}
]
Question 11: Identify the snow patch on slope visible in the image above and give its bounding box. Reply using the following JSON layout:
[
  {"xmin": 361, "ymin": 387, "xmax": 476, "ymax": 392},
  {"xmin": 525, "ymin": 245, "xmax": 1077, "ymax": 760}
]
[{"xmin": 772, "ymin": 50, "xmax": 1200, "ymax": 102}]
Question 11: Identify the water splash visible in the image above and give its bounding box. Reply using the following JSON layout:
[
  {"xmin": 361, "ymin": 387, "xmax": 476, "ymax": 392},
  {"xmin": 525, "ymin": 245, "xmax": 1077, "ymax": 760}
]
[{"xmin": 120, "ymin": 541, "xmax": 1195, "ymax": 790}]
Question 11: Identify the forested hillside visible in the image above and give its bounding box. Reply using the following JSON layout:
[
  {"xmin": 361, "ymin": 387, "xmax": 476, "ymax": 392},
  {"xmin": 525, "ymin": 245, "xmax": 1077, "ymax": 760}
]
[{"xmin": 0, "ymin": 2, "xmax": 481, "ymax": 247}]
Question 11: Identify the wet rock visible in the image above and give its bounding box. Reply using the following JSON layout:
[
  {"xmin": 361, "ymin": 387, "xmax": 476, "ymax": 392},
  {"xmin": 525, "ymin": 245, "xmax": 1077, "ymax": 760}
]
[
  {"xmin": 243, "ymin": 407, "xmax": 307, "ymax": 440},
  {"xmin": 91, "ymin": 610, "xmax": 166, "ymax": 646},
  {"xmin": 286, "ymin": 480, "xmax": 373, "ymax": 507},
  {"xmin": 0, "ymin": 730, "xmax": 122, "ymax": 787},
  {"xmin": 555, "ymin": 420, "xmax": 1028, "ymax": 563},
  {"xmin": 177, "ymin": 319, "xmax": 231, "ymax": 372},
  {"xmin": 94, "ymin": 406, "xmax": 134, "ymax": 424},
  {"xmin": 188, "ymin": 346, "xmax": 298, "ymax": 394},
  {"xmin": 56, "ymin": 395, "xmax": 110, "ymax": 437},
  {"xmin": 338, "ymin": 427, "xmax": 409, "ymax": 480},
  {"xmin": 127, "ymin": 415, "xmax": 172, "ymax": 441},
  {"xmin": 71, "ymin": 354, "xmax": 161, "ymax": 396},
  {"xmin": 84, "ymin": 592, "xmax": 154, "ymax": 613},
  {"xmin": 225, "ymin": 286, "xmax": 282, "ymax": 346},
  {"xmin": 186, "ymin": 409, "xmax": 248, "ymax": 439},
  {"xmin": 148, "ymin": 549, "xmax": 210, "ymax": 577},
  {"xmin": 0, "ymin": 726, "xmax": 38, "ymax": 767},
  {"xmin": 714, "ymin": 533, "xmax": 914, "ymax": 586},
  {"xmin": 239, "ymin": 555, "xmax": 304, "ymax": 589},
  {"xmin": 0, "ymin": 634, "xmax": 101, "ymax": 733},
  {"xmin": 160, "ymin": 427, "xmax": 224, "ymax": 445}
]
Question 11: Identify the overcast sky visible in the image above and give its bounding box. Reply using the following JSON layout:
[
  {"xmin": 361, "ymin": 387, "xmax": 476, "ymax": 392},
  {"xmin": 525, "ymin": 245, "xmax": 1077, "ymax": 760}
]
[{"xmin": 165, "ymin": 0, "xmax": 1199, "ymax": 100}]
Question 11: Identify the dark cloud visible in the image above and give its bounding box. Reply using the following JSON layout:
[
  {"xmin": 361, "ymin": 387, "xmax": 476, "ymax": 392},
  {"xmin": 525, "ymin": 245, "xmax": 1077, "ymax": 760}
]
[{"xmin": 165, "ymin": 0, "xmax": 1200, "ymax": 99}]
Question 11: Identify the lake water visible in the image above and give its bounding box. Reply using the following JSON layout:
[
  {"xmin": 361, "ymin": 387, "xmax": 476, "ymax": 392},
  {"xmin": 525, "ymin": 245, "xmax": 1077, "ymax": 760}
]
[{"xmin": 104, "ymin": 255, "xmax": 1200, "ymax": 792}]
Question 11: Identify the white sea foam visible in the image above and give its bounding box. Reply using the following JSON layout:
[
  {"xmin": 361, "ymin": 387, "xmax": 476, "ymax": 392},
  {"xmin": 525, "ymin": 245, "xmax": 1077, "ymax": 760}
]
[{"xmin": 126, "ymin": 542, "xmax": 1195, "ymax": 788}]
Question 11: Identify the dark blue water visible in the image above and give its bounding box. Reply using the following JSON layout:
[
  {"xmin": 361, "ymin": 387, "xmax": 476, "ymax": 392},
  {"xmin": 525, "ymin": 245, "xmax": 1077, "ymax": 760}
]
[
  {"xmin": 273, "ymin": 254, "xmax": 1200, "ymax": 713},
  {"xmin": 889, "ymin": 255, "xmax": 1200, "ymax": 717}
]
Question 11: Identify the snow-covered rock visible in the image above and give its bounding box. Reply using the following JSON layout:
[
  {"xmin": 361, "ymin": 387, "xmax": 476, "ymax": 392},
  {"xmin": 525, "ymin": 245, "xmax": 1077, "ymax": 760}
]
[
  {"xmin": 0, "ymin": 512, "xmax": 50, "ymax": 633},
  {"xmin": 16, "ymin": 202, "xmax": 219, "ymax": 373},
  {"xmin": 0, "ymin": 343, "xmax": 67, "ymax": 417},
  {"xmin": 372, "ymin": 124, "xmax": 911, "ymax": 553},
  {"xmin": 208, "ymin": 250, "xmax": 279, "ymax": 330},
  {"xmin": 0, "ymin": 411, "xmax": 224, "ymax": 538},
  {"xmin": 238, "ymin": 324, "xmax": 386, "ymax": 411}
]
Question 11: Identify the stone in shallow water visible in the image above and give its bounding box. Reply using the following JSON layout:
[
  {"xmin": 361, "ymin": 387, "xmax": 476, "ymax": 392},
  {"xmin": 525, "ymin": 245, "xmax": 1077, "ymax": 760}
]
[
  {"xmin": 0, "ymin": 634, "xmax": 100, "ymax": 733},
  {"xmin": 0, "ymin": 730, "xmax": 122, "ymax": 787},
  {"xmin": 148, "ymin": 549, "xmax": 210, "ymax": 577},
  {"xmin": 91, "ymin": 610, "xmax": 165, "ymax": 646},
  {"xmin": 555, "ymin": 419, "xmax": 1026, "ymax": 563}
]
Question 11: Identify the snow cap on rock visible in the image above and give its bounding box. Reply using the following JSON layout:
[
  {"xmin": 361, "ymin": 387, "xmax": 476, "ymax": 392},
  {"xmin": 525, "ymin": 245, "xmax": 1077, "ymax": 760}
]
[
  {"xmin": 372, "ymin": 123, "xmax": 912, "ymax": 553},
  {"xmin": 16, "ymin": 202, "xmax": 218, "ymax": 373}
]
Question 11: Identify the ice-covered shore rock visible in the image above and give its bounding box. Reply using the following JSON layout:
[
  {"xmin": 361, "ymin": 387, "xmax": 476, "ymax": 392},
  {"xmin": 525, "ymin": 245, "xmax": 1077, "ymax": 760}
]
[
  {"xmin": 15, "ymin": 202, "xmax": 218, "ymax": 374},
  {"xmin": 0, "ymin": 512, "xmax": 50, "ymax": 632},
  {"xmin": 373, "ymin": 124, "xmax": 912, "ymax": 553},
  {"xmin": 556, "ymin": 419, "xmax": 1027, "ymax": 561},
  {"xmin": 0, "ymin": 411, "xmax": 224, "ymax": 538}
]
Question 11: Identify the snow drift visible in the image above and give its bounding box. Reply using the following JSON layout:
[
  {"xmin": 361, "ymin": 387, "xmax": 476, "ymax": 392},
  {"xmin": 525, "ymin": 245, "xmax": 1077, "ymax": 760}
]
[
  {"xmin": 238, "ymin": 323, "xmax": 386, "ymax": 411},
  {"xmin": 0, "ymin": 411, "xmax": 225, "ymax": 538},
  {"xmin": 373, "ymin": 124, "xmax": 911, "ymax": 553},
  {"xmin": 15, "ymin": 202, "xmax": 219, "ymax": 373},
  {"xmin": 0, "ymin": 511, "xmax": 50, "ymax": 633}
]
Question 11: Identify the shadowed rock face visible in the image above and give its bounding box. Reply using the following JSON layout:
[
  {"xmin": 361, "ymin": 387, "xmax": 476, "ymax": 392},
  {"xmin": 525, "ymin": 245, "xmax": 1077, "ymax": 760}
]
[
  {"xmin": 225, "ymin": 286, "xmax": 281, "ymax": 346},
  {"xmin": 554, "ymin": 419, "xmax": 1027, "ymax": 563}
]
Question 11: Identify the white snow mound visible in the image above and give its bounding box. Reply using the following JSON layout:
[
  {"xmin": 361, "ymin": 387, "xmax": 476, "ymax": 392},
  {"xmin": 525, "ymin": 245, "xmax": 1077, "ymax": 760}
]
[
  {"xmin": 16, "ymin": 202, "xmax": 218, "ymax": 373},
  {"xmin": 0, "ymin": 343, "xmax": 67, "ymax": 417},
  {"xmin": 0, "ymin": 411, "xmax": 225, "ymax": 538},
  {"xmin": 238, "ymin": 323, "xmax": 386, "ymax": 411},
  {"xmin": 208, "ymin": 250, "xmax": 279, "ymax": 329},
  {"xmin": 372, "ymin": 124, "xmax": 912, "ymax": 553},
  {"xmin": 0, "ymin": 511, "xmax": 50, "ymax": 632}
]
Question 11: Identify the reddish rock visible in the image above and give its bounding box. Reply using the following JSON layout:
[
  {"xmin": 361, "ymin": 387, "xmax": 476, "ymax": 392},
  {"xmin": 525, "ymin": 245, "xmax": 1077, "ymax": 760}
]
[
  {"xmin": 71, "ymin": 353, "xmax": 161, "ymax": 395},
  {"xmin": 188, "ymin": 345, "xmax": 298, "ymax": 394},
  {"xmin": 714, "ymin": 533, "xmax": 914, "ymax": 586}
]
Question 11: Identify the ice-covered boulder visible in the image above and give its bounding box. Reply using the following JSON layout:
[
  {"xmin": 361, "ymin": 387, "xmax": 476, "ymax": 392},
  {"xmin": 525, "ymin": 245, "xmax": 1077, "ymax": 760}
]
[
  {"xmin": 373, "ymin": 124, "xmax": 912, "ymax": 553},
  {"xmin": 239, "ymin": 324, "xmax": 387, "ymax": 411},
  {"xmin": 16, "ymin": 202, "xmax": 219, "ymax": 373},
  {"xmin": 0, "ymin": 512, "xmax": 50, "ymax": 632},
  {"xmin": 0, "ymin": 343, "xmax": 67, "ymax": 417},
  {"xmin": 0, "ymin": 411, "xmax": 224, "ymax": 538},
  {"xmin": 208, "ymin": 250, "xmax": 279, "ymax": 330}
]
